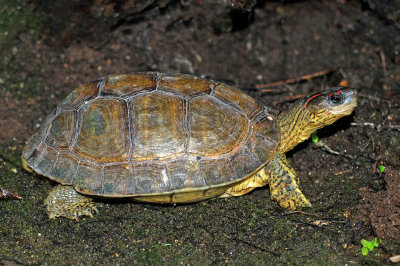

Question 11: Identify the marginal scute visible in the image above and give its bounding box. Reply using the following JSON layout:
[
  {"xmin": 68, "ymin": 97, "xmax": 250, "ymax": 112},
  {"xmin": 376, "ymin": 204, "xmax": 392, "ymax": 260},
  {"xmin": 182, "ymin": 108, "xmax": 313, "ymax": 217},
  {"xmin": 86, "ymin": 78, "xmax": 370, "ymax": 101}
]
[
  {"xmin": 102, "ymin": 73, "xmax": 156, "ymax": 96},
  {"xmin": 61, "ymin": 82, "xmax": 99, "ymax": 109},
  {"xmin": 213, "ymin": 84, "xmax": 263, "ymax": 120},
  {"xmin": 74, "ymin": 98, "xmax": 130, "ymax": 162},
  {"xmin": 37, "ymin": 110, "xmax": 56, "ymax": 138},
  {"xmin": 160, "ymin": 73, "xmax": 214, "ymax": 96},
  {"xmin": 131, "ymin": 92, "xmax": 185, "ymax": 159},
  {"xmin": 253, "ymin": 115, "xmax": 280, "ymax": 144},
  {"xmin": 247, "ymin": 134, "xmax": 277, "ymax": 164},
  {"xmin": 229, "ymin": 148, "xmax": 261, "ymax": 178},
  {"xmin": 49, "ymin": 153, "xmax": 79, "ymax": 184},
  {"xmin": 165, "ymin": 159, "xmax": 207, "ymax": 190},
  {"xmin": 26, "ymin": 142, "xmax": 47, "ymax": 169},
  {"xmin": 22, "ymin": 133, "xmax": 41, "ymax": 161},
  {"xmin": 200, "ymin": 158, "xmax": 238, "ymax": 186},
  {"xmin": 73, "ymin": 162, "xmax": 103, "ymax": 195},
  {"xmin": 35, "ymin": 145, "xmax": 58, "ymax": 176},
  {"xmin": 46, "ymin": 111, "xmax": 76, "ymax": 149},
  {"xmin": 133, "ymin": 163, "xmax": 170, "ymax": 194},
  {"xmin": 103, "ymin": 164, "xmax": 134, "ymax": 195},
  {"xmin": 188, "ymin": 96, "xmax": 249, "ymax": 157}
]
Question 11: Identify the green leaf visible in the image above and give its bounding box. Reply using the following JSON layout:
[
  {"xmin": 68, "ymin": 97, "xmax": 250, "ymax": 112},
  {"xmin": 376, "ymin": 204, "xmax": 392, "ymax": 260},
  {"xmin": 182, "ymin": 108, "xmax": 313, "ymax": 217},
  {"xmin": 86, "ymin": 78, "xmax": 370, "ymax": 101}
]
[
  {"xmin": 311, "ymin": 132, "xmax": 319, "ymax": 143},
  {"xmin": 366, "ymin": 240, "xmax": 374, "ymax": 251},
  {"xmin": 362, "ymin": 247, "xmax": 369, "ymax": 256},
  {"xmin": 361, "ymin": 239, "xmax": 368, "ymax": 247},
  {"xmin": 377, "ymin": 165, "xmax": 385, "ymax": 173},
  {"xmin": 372, "ymin": 237, "xmax": 380, "ymax": 247}
]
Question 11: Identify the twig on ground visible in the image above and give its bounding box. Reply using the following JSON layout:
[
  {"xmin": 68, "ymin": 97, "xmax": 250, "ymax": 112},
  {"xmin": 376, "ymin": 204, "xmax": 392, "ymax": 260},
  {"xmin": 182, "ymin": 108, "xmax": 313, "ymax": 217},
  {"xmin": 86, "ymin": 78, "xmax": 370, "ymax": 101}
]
[
  {"xmin": 313, "ymin": 140, "xmax": 354, "ymax": 160},
  {"xmin": 0, "ymin": 188, "xmax": 22, "ymax": 200},
  {"xmin": 289, "ymin": 220, "xmax": 335, "ymax": 230},
  {"xmin": 334, "ymin": 170, "xmax": 353, "ymax": 176},
  {"xmin": 380, "ymin": 49, "xmax": 387, "ymax": 74},
  {"xmin": 280, "ymin": 210, "xmax": 318, "ymax": 216},
  {"xmin": 256, "ymin": 85, "xmax": 291, "ymax": 93},
  {"xmin": 256, "ymin": 69, "xmax": 335, "ymax": 91},
  {"xmin": 234, "ymin": 237, "xmax": 281, "ymax": 257}
]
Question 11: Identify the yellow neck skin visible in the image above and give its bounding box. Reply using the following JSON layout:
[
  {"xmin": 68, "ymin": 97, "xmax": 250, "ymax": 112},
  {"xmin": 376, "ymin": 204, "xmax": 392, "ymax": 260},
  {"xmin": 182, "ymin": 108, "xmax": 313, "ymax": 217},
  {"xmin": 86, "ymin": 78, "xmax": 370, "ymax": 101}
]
[{"xmin": 277, "ymin": 102, "xmax": 316, "ymax": 154}]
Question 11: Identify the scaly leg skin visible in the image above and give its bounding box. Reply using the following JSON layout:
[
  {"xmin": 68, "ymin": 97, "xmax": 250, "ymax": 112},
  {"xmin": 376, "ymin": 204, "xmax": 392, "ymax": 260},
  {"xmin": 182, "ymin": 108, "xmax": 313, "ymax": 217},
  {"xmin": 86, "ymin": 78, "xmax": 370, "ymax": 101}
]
[
  {"xmin": 44, "ymin": 185, "xmax": 98, "ymax": 220},
  {"xmin": 266, "ymin": 152, "xmax": 312, "ymax": 210},
  {"xmin": 220, "ymin": 167, "xmax": 269, "ymax": 197}
]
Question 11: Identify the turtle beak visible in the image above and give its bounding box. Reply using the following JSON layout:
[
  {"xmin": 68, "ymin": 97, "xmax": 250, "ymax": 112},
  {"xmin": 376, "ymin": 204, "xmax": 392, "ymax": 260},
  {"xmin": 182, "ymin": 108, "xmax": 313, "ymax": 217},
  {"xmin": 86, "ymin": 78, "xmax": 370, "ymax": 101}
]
[{"xmin": 330, "ymin": 89, "xmax": 357, "ymax": 115}]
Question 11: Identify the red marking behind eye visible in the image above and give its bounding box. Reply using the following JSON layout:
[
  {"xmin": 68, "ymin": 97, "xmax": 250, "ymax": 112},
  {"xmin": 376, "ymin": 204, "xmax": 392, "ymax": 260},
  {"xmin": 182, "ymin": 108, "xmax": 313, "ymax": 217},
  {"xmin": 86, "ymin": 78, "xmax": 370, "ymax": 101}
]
[
  {"xmin": 328, "ymin": 90, "xmax": 342, "ymax": 99},
  {"xmin": 302, "ymin": 93, "xmax": 321, "ymax": 109}
]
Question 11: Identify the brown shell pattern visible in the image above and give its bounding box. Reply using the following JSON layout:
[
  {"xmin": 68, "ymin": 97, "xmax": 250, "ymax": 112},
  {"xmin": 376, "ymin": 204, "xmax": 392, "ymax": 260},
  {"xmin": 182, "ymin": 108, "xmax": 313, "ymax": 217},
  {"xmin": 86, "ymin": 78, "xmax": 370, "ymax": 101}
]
[{"xmin": 22, "ymin": 72, "xmax": 279, "ymax": 197}]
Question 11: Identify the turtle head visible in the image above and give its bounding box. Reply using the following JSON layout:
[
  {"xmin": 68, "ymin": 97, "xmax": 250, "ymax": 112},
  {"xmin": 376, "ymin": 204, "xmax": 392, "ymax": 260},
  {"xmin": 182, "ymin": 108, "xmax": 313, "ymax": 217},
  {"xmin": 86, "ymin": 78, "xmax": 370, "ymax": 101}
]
[
  {"xmin": 301, "ymin": 87, "xmax": 357, "ymax": 125},
  {"xmin": 278, "ymin": 87, "xmax": 357, "ymax": 153}
]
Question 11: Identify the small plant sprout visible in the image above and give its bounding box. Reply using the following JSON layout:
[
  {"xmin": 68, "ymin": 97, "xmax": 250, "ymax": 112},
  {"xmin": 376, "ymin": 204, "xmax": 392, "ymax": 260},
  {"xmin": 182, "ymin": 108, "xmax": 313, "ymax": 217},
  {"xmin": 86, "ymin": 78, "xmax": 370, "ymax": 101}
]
[
  {"xmin": 377, "ymin": 164, "xmax": 385, "ymax": 173},
  {"xmin": 361, "ymin": 237, "xmax": 382, "ymax": 256},
  {"xmin": 311, "ymin": 132, "xmax": 319, "ymax": 143},
  {"xmin": 310, "ymin": 131, "xmax": 353, "ymax": 159}
]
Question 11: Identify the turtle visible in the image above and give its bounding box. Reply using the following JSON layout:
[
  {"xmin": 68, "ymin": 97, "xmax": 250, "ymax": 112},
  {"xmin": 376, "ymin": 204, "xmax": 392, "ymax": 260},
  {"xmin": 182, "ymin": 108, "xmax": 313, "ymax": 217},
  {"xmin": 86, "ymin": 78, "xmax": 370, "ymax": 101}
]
[{"xmin": 21, "ymin": 72, "xmax": 357, "ymax": 220}]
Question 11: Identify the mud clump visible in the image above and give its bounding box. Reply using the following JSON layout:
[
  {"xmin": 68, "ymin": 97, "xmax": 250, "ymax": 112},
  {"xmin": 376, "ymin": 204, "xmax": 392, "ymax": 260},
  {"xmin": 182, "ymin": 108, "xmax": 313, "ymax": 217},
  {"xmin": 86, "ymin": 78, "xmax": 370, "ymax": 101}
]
[{"xmin": 359, "ymin": 169, "xmax": 400, "ymax": 240}]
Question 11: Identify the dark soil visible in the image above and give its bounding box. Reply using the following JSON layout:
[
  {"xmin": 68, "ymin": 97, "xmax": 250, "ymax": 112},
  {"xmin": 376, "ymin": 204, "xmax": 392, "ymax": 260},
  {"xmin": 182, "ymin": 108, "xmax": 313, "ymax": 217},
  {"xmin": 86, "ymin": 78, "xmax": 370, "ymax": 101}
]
[{"xmin": 1, "ymin": 0, "xmax": 399, "ymax": 264}]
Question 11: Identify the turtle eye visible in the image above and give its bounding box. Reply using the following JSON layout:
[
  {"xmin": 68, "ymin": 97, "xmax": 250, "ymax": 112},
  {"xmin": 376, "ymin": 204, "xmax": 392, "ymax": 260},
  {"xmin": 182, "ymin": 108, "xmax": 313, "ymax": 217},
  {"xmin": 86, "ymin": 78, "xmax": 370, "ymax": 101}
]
[{"xmin": 329, "ymin": 91, "xmax": 343, "ymax": 104}]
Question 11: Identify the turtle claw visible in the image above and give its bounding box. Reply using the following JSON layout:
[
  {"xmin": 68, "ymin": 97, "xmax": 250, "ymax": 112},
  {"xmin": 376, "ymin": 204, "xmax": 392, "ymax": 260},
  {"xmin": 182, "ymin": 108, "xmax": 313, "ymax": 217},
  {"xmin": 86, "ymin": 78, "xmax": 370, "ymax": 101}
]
[{"xmin": 45, "ymin": 185, "xmax": 98, "ymax": 220}]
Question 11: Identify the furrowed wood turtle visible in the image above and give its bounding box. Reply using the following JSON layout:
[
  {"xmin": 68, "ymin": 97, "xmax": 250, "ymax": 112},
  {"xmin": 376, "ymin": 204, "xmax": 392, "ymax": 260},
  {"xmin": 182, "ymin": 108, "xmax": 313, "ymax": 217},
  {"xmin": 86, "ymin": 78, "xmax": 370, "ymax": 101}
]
[{"xmin": 21, "ymin": 72, "xmax": 357, "ymax": 219}]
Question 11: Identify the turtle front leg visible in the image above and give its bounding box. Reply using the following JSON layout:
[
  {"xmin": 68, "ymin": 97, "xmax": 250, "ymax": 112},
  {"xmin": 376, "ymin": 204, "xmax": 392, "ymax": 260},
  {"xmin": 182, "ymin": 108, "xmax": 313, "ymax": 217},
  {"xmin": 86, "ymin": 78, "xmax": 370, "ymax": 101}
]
[
  {"xmin": 44, "ymin": 185, "xmax": 98, "ymax": 220},
  {"xmin": 266, "ymin": 152, "xmax": 312, "ymax": 210}
]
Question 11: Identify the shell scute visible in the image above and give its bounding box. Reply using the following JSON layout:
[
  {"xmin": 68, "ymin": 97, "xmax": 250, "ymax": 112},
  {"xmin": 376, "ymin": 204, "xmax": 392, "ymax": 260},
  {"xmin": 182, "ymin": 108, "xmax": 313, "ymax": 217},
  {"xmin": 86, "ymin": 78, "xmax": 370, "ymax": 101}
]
[
  {"xmin": 103, "ymin": 164, "xmax": 134, "ymax": 195},
  {"xmin": 213, "ymin": 83, "xmax": 263, "ymax": 120},
  {"xmin": 46, "ymin": 111, "xmax": 76, "ymax": 150},
  {"xmin": 133, "ymin": 163, "xmax": 170, "ymax": 194},
  {"xmin": 73, "ymin": 162, "xmax": 103, "ymax": 195},
  {"xmin": 49, "ymin": 153, "xmax": 79, "ymax": 184},
  {"xmin": 159, "ymin": 73, "xmax": 214, "ymax": 96},
  {"xmin": 253, "ymin": 115, "xmax": 280, "ymax": 144},
  {"xmin": 73, "ymin": 98, "xmax": 130, "ymax": 163},
  {"xmin": 26, "ymin": 142, "xmax": 48, "ymax": 170},
  {"xmin": 61, "ymin": 82, "xmax": 99, "ymax": 109},
  {"xmin": 35, "ymin": 146, "xmax": 58, "ymax": 176},
  {"xmin": 130, "ymin": 92, "xmax": 186, "ymax": 160},
  {"xmin": 187, "ymin": 96, "xmax": 249, "ymax": 157},
  {"xmin": 247, "ymin": 133, "xmax": 277, "ymax": 164},
  {"xmin": 200, "ymin": 158, "xmax": 238, "ymax": 186},
  {"xmin": 229, "ymin": 148, "xmax": 261, "ymax": 178},
  {"xmin": 165, "ymin": 159, "xmax": 206, "ymax": 190},
  {"xmin": 102, "ymin": 73, "xmax": 156, "ymax": 96}
]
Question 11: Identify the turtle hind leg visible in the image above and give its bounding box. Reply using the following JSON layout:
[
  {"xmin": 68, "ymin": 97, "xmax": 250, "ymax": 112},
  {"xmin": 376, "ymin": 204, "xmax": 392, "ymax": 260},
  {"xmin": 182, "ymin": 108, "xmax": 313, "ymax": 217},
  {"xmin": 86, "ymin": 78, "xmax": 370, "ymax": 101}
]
[
  {"xmin": 266, "ymin": 152, "xmax": 312, "ymax": 210},
  {"xmin": 44, "ymin": 185, "xmax": 98, "ymax": 220}
]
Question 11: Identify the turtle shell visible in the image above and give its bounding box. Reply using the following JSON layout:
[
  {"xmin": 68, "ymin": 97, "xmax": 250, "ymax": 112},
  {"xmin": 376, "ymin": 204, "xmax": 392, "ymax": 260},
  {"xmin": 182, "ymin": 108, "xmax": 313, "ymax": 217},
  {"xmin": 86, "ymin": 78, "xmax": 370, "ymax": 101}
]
[{"xmin": 22, "ymin": 72, "xmax": 279, "ymax": 203}]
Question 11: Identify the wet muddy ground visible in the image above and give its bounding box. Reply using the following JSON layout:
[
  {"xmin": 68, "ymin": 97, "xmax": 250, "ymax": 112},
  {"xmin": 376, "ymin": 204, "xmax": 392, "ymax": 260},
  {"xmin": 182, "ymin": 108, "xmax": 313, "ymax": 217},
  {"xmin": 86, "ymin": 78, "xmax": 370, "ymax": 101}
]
[{"xmin": 1, "ymin": 0, "xmax": 399, "ymax": 264}]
